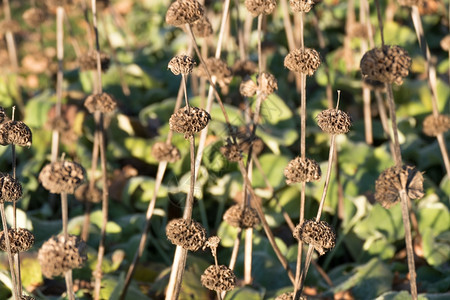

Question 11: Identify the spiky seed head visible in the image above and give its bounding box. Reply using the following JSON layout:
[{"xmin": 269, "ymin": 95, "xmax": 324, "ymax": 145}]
[
  {"xmin": 39, "ymin": 161, "xmax": 85, "ymax": 194},
  {"xmin": 78, "ymin": 50, "xmax": 110, "ymax": 71},
  {"xmin": 360, "ymin": 45, "xmax": 411, "ymax": 85},
  {"xmin": 289, "ymin": 0, "xmax": 316, "ymax": 13},
  {"xmin": 84, "ymin": 92, "xmax": 117, "ymax": 114},
  {"xmin": 375, "ymin": 165, "xmax": 424, "ymax": 208},
  {"xmin": 239, "ymin": 78, "xmax": 258, "ymax": 97},
  {"xmin": 258, "ymin": 72, "xmax": 278, "ymax": 95},
  {"xmin": 201, "ymin": 265, "xmax": 236, "ymax": 292},
  {"xmin": 192, "ymin": 16, "xmax": 213, "ymax": 38},
  {"xmin": 422, "ymin": 114, "xmax": 450, "ymax": 137},
  {"xmin": 0, "ymin": 173, "xmax": 22, "ymax": 203},
  {"xmin": 220, "ymin": 140, "xmax": 242, "ymax": 162},
  {"xmin": 74, "ymin": 183, "xmax": 102, "ymax": 204},
  {"xmin": 166, "ymin": 0, "xmax": 204, "ymax": 27},
  {"xmin": 166, "ymin": 218, "xmax": 207, "ymax": 251},
  {"xmin": 168, "ymin": 55, "xmax": 196, "ymax": 75},
  {"xmin": 245, "ymin": 0, "xmax": 277, "ymax": 16},
  {"xmin": 223, "ymin": 204, "xmax": 260, "ymax": 228},
  {"xmin": 440, "ymin": 35, "xmax": 450, "ymax": 52},
  {"xmin": 232, "ymin": 59, "xmax": 257, "ymax": 78},
  {"xmin": 23, "ymin": 8, "xmax": 47, "ymax": 27},
  {"xmin": 151, "ymin": 142, "xmax": 181, "ymax": 163},
  {"xmin": 196, "ymin": 58, "xmax": 233, "ymax": 92},
  {"xmin": 38, "ymin": 235, "xmax": 87, "ymax": 278},
  {"xmin": 0, "ymin": 120, "xmax": 32, "ymax": 147},
  {"xmin": 169, "ymin": 106, "xmax": 211, "ymax": 138},
  {"xmin": 284, "ymin": 48, "xmax": 321, "ymax": 76},
  {"xmin": 0, "ymin": 228, "xmax": 35, "ymax": 253},
  {"xmin": 284, "ymin": 157, "xmax": 321, "ymax": 184},
  {"xmin": 316, "ymin": 108, "xmax": 352, "ymax": 134},
  {"xmin": 293, "ymin": 219, "xmax": 336, "ymax": 256}
]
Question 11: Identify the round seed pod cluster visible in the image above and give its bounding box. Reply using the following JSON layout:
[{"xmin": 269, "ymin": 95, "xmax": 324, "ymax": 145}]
[
  {"xmin": 203, "ymin": 236, "xmax": 221, "ymax": 251},
  {"xmin": 284, "ymin": 157, "xmax": 321, "ymax": 184},
  {"xmin": 0, "ymin": 173, "xmax": 23, "ymax": 203},
  {"xmin": 422, "ymin": 114, "xmax": 450, "ymax": 137},
  {"xmin": 74, "ymin": 183, "xmax": 102, "ymax": 204},
  {"xmin": 360, "ymin": 45, "xmax": 411, "ymax": 85},
  {"xmin": 22, "ymin": 8, "xmax": 47, "ymax": 27},
  {"xmin": 38, "ymin": 235, "xmax": 87, "ymax": 279},
  {"xmin": 39, "ymin": 160, "xmax": 85, "ymax": 194},
  {"xmin": 78, "ymin": 50, "xmax": 110, "ymax": 72},
  {"xmin": 0, "ymin": 20, "xmax": 21, "ymax": 35},
  {"xmin": 169, "ymin": 106, "xmax": 211, "ymax": 138},
  {"xmin": 84, "ymin": 92, "xmax": 117, "ymax": 114},
  {"xmin": 151, "ymin": 142, "xmax": 181, "ymax": 163},
  {"xmin": 196, "ymin": 58, "xmax": 233, "ymax": 93},
  {"xmin": 200, "ymin": 265, "xmax": 236, "ymax": 292},
  {"xmin": 232, "ymin": 59, "xmax": 257, "ymax": 78},
  {"xmin": 192, "ymin": 16, "xmax": 213, "ymax": 38},
  {"xmin": 166, "ymin": 218, "xmax": 207, "ymax": 251},
  {"xmin": 284, "ymin": 48, "xmax": 321, "ymax": 76},
  {"xmin": 349, "ymin": 22, "xmax": 368, "ymax": 39},
  {"xmin": 223, "ymin": 204, "xmax": 259, "ymax": 228},
  {"xmin": 166, "ymin": 0, "xmax": 204, "ymax": 27},
  {"xmin": 258, "ymin": 72, "xmax": 278, "ymax": 96},
  {"xmin": 375, "ymin": 165, "xmax": 424, "ymax": 209},
  {"xmin": 220, "ymin": 140, "xmax": 242, "ymax": 162},
  {"xmin": 293, "ymin": 219, "xmax": 336, "ymax": 256},
  {"xmin": 245, "ymin": 0, "xmax": 277, "ymax": 16},
  {"xmin": 239, "ymin": 77, "xmax": 258, "ymax": 97},
  {"xmin": 168, "ymin": 55, "xmax": 196, "ymax": 76},
  {"xmin": 0, "ymin": 120, "xmax": 32, "ymax": 147},
  {"xmin": 316, "ymin": 108, "xmax": 352, "ymax": 134},
  {"xmin": 289, "ymin": 0, "xmax": 316, "ymax": 13},
  {"xmin": 0, "ymin": 228, "xmax": 35, "ymax": 254},
  {"xmin": 235, "ymin": 126, "xmax": 265, "ymax": 156},
  {"xmin": 440, "ymin": 35, "xmax": 450, "ymax": 51}
]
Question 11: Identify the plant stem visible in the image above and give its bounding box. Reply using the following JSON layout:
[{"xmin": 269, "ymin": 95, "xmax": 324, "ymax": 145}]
[
  {"xmin": 65, "ymin": 270, "xmax": 75, "ymax": 300},
  {"xmin": 385, "ymin": 84, "xmax": 402, "ymax": 166},
  {"xmin": 0, "ymin": 203, "xmax": 18, "ymax": 300},
  {"xmin": 228, "ymin": 227, "xmax": 243, "ymax": 270}
]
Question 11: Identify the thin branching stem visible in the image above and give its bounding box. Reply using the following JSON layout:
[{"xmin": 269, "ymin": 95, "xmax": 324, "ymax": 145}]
[{"xmin": 0, "ymin": 203, "xmax": 18, "ymax": 300}]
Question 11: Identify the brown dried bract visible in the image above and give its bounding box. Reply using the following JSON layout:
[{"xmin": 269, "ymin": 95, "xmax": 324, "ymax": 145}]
[
  {"xmin": 84, "ymin": 92, "xmax": 117, "ymax": 113},
  {"xmin": 223, "ymin": 204, "xmax": 259, "ymax": 228},
  {"xmin": 166, "ymin": 0, "xmax": 204, "ymax": 27},
  {"xmin": 0, "ymin": 173, "xmax": 22, "ymax": 203},
  {"xmin": 166, "ymin": 218, "xmax": 207, "ymax": 251},
  {"xmin": 0, "ymin": 228, "xmax": 35, "ymax": 253},
  {"xmin": 39, "ymin": 160, "xmax": 85, "ymax": 194},
  {"xmin": 23, "ymin": 8, "xmax": 47, "ymax": 27},
  {"xmin": 232, "ymin": 59, "xmax": 258, "ymax": 78},
  {"xmin": 192, "ymin": 16, "xmax": 213, "ymax": 38},
  {"xmin": 168, "ymin": 55, "xmax": 196, "ymax": 75},
  {"xmin": 316, "ymin": 108, "xmax": 352, "ymax": 134},
  {"xmin": 423, "ymin": 114, "xmax": 450, "ymax": 137},
  {"xmin": 220, "ymin": 140, "xmax": 242, "ymax": 162},
  {"xmin": 78, "ymin": 50, "xmax": 110, "ymax": 71},
  {"xmin": 284, "ymin": 157, "xmax": 321, "ymax": 184},
  {"xmin": 375, "ymin": 165, "xmax": 424, "ymax": 208},
  {"xmin": 284, "ymin": 48, "xmax": 321, "ymax": 76},
  {"xmin": 360, "ymin": 45, "xmax": 411, "ymax": 85},
  {"xmin": 201, "ymin": 265, "xmax": 236, "ymax": 292},
  {"xmin": 151, "ymin": 142, "xmax": 181, "ymax": 163},
  {"xmin": 258, "ymin": 72, "xmax": 278, "ymax": 96},
  {"xmin": 289, "ymin": 0, "xmax": 316, "ymax": 13},
  {"xmin": 293, "ymin": 219, "xmax": 336, "ymax": 256},
  {"xmin": 0, "ymin": 120, "xmax": 32, "ymax": 147},
  {"xmin": 239, "ymin": 77, "xmax": 258, "ymax": 98},
  {"xmin": 245, "ymin": 0, "xmax": 277, "ymax": 16},
  {"xmin": 74, "ymin": 183, "xmax": 102, "ymax": 204},
  {"xmin": 169, "ymin": 106, "xmax": 211, "ymax": 138},
  {"xmin": 196, "ymin": 58, "xmax": 233, "ymax": 93}
]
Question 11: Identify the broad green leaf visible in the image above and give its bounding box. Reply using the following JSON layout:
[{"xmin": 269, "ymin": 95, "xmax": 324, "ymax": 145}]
[
  {"xmin": 224, "ymin": 287, "xmax": 263, "ymax": 300},
  {"xmin": 422, "ymin": 228, "xmax": 450, "ymax": 267}
]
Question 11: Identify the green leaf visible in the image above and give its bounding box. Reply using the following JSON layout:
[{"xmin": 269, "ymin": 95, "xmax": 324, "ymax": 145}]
[
  {"xmin": 224, "ymin": 287, "xmax": 263, "ymax": 300},
  {"xmin": 422, "ymin": 228, "xmax": 450, "ymax": 267}
]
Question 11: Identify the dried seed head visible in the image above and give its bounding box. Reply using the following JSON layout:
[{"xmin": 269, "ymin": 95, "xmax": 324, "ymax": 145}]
[
  {"xmin": 258, "ymin": 72, "xmax": 278, "ymax": 95},
  {"xmin": 349, "ymin": 22, "xmax": 368, "ymax": 39},
  {"xmin": 440, "ymin": 35, "xmax": 450, "ymax": 52},
  {"xmin": 166, "ymin": 218, "xmax": 207, "ymax": 251},
  {"xmin": 284, "ymin": 157, "xmax": 321, "ymax": 184},
  {"xmin": 245, "ymin": 0, "xmax": 277, "ymax": 16},
  {"xmin": 20, "ymin": 296, "xmax": 36, "ymax": 300},
  {"xmin": 0, "ymin": 228, "xmax": 35, "ymax": 253},
  {"xmin": 38, "ymin": 235, "xmax": 87, "ymax": 278},
  {"xmin": 293, "ymin": 219, "xmax": 336, "ymax": 256},
  {"xmin": 23, "ymin": 8, "xmax": 47, "ymax": 27},
  {"xmin": 220, "ymin": 140, "xmax": 242, "ymax": 162},
  {"xmin": 362, "ymin": 78, "xmax": 386, "ymax": 92},
  {"xmin": 397, "ymin": 0, "xmax": 423, "ymax": 7},
  {"xmin": 375, "ymin": 165, "xmax": 424, "ymax": 208},
  {"xmin": 196, "ymin": 58, "xmax": 233, "ymax": 93},
  {"xmin": 275, "ymin": 292, "xmax": 307, "ymax": 300},
  {"xmin": 166, "ymin": 0, "xmax": 204, "ymax": 27},
  {"xmin": 168, "ymin": 55, "xmax": 196, "ymax": 75},
  {"xmin": 204, "ymin": 236, "xmax": 220, "ymax": 250},
  {"xmin": 0, "ymin": 107, "xmax": 8, "ymax": 124},
  {"xmin": 0, "ymin": 173, "xmax": 23, "ymax": 203},
  {"xmin": 84, "ymin": 92, "xmax": 117, "ymax": 114},
  {"xmin": 316, "ymin": 108, "xmax": 352, "ymax": 134},
  {"xmin": 169, "ymin": 106, "xmax": 211, "ymax": 138},
  {"xmin": 360, "ymin": 45, "xmax": 411, "ymax": 85},
  {"xmin": 236, "ymin": 127, "xmax": 264, "ymax": 155},
  {"xmin": 289, "ymin": 0, "xmax": 316, "ymax": 13},
  {"xmin": 0, "ymin": 20, "xmax": 21, "ymax": 34},
  {"xmin": 232, "ymin": 59, "xmax": 258, "ymax": 78},
  {"xmin": 201, "ymin": 265, "xmax": 236, "ymax": 292},
  {"xmin": 423, "ymin": 114, "xmax": 450, "ymax": 137},
  {"xmin": 192, "ymin": 16, "xmax": 213, "ymax": 38},
  {"xmin": 151, "ymin": 142, "xmax": 181, "ymax": 163},
  {"xmin": 0, "ymin": 120, "xmax": 32, "ymax": 147},
  {"xmin": 78, "ymin": 50, "xmax": 110, "ymax": 71},
  {"xmin": 223, "ymin": 204, "xmax": 259, "ymax": 228},
  {"xmin": 284, "ymin": 48, "xmax": 321, "ymax": 75},
  {"xmin": 74, "ymin": 183, "xmax": 102, "ymax": 204},
  {"xmin": 239, "ymin": 78, "xmax": 258, "ymax": 98},
  {"xmin": 39, "ymin": 161, "xmax": 85, "ymax": 194}
]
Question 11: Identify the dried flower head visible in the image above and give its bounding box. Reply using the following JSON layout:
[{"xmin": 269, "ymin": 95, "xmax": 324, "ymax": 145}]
[
  {"xmin": 360, "ymin": 45, "xmax": 411, "ymax": 85},
  {"xmin": 289, "ymin": 0, "xmax": 316, "ymax": 13},
  {"xmin": 375, "ymin": 165, "xmax": 424, "ymax": 208},
  {"xmin": 0, "ymin": 228, "xmax": 35, "ymax": 253},
  {"xmin": 232, "ymin": 59, "xmax": 258, "ymax": 78},
  {"xmin": 0, "ymin": 120, "xmax": 32, "ymax": 147},
  {"xmin": 294, "ymin": 219, "xmax": 336, "ymax": 255},
  {"xmin": 192, "ymin": 16, "xmax": 213, "ymax": 37},
  {"xmin": 204, "ymin": 236, "xmax": 221, "ymax": 250},
  {"xmin": 166, "ymin": 0, "xmax": 204, "ymax": 26},
  {"xmin": 39, "ymin": 160, "xmax": 85, "ymax": 194},
  {"xmin": 220, "ymin": 140, "xmax": 242, "ymax": 162},
  {"xmin": 440, "ymin": 35, "xmax": 450, "ymax": 52},
  {"xmin": 349, "ymin": 22, "xmax": 368, "ymax": 39},
  {"xmin": 223, "ymin": 204, "xmax": 259, "ymax": 228},
  {"xmin": 0, "ymin": 107, "xmax": 8, "ymax": 124},
  {"xmin": 151, "ymin": 142, "xmax": 181, "ymax": 163},
  {"xmin": 38, "ymin": 235, "xmax": 87, "ymax": 278},
  {"xmin": 258, "ymin": 72, "xmax": 278, "ymax": 95},
  {"xmin": 201, "ymin": 265, "xmax": 236, "ymax": 292},
  {"xmin": 78, "ymin": 50, "xmax": 110, "ymax": 71},
  {"xmin": 166, "ymin": 218, "xmax": 207, "ymax": 251},
  {"xmin": 84, "ymin": 92, "xmax": 117, "ymax": 114},
  {"xmin": 284, "ymin": 48, "xmax": 321, "ymax": 75},
  {"xmin": 236, "ymin": 127, "xmax": 264, "ymax": 155},
  {"xmin": 0, "ymin": 173, "xmax": 22, "ymax": 203},
  {"xmin": 196, "ymin": 58, "xmax": 233, "ymax": 93},
  {"xmin": 169, "ymin": 106, "xmax": 211, "ymax": 138},
  {"xmin": 240, "ymin": 77, "xmax": 258, "ymax": 98},
  {"xmin": 23, "ymin": 8, "xmax": 47, "ymax": 27},
  {"xmin": 168, "ymin": 55, "xmax": 196, "ymax": 75},
  {"xmin": 245, "ymin": 0, "xmax": 277, "ymax": 16},
  {"xmin": 422, "ymin": 114, "xmax": 450, "ymax": 137},
  {"xmin": 0, "ymin": 20, "xmax": 21, "ymax": 34},
  {"xmin": 317, "ymin": 108, "xmax": 352, "ymax": 134},
  {"xmin": 284, "ymin": 157, "xmax": 321, "ymax": 184},
  {"xmin": 74, "ymin": 183, "xmax": 102, "ymax": 204}
]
